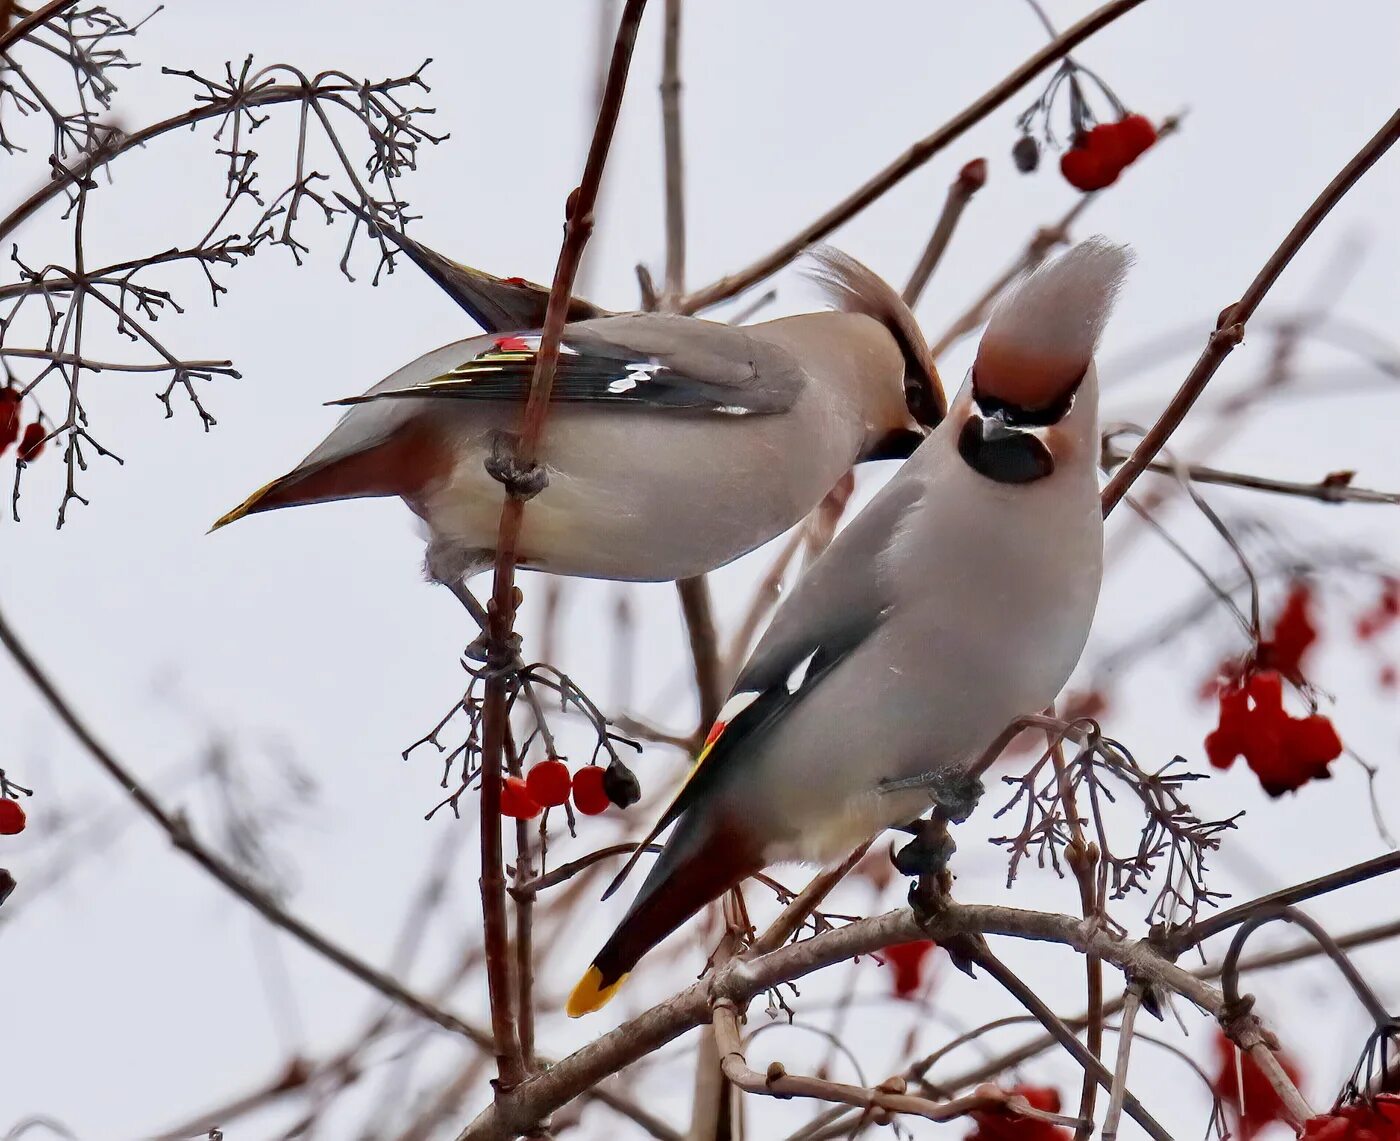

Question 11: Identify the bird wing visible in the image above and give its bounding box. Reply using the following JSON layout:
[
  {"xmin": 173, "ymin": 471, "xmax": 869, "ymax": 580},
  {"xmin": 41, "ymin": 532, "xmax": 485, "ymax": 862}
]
[
  {"xmin": 330, "ymin": 316, "xmax": 805, "ymax": 416},
  {"xmin": 601, "ymin": 475, "xmax": 926, "ymax": 900}
]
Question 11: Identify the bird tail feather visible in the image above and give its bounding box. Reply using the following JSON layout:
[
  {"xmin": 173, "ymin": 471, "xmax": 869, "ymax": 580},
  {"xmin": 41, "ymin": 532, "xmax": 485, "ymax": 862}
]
[{"xmin": 567, "ymin": 815, "xmax": 762, "ymax": 1017}]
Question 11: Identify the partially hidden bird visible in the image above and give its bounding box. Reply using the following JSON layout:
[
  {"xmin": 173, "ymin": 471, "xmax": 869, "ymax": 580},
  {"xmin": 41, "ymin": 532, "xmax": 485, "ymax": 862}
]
[
  {"xmin": 210, "ymin": 234, "xmax": 944, "ymax": 616},
  {"xmin": 567, "ymin": 237, "xmax": 1131, "ymax": 1017}
]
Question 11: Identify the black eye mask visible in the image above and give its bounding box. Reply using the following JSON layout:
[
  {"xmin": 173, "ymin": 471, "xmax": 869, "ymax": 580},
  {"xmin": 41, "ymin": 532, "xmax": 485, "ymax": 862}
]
[{"xmin": 956, "ymin": 385, "xmax": 1076, "ymax": 485}]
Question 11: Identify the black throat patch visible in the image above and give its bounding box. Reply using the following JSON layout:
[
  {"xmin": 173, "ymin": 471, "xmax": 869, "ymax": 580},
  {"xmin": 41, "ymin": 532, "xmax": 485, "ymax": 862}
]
[{"xmin": 956, "ymin": 386, "xmax": 1074, "ymax": 485}]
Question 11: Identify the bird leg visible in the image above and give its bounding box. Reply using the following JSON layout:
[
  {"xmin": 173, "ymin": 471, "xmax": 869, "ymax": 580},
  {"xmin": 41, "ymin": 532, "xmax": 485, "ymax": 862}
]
[
  {"xmin": 876, "ymin": 769, "xmax": 984, "ymax": 823},
  {"xmin": 424, "ymin": 541, "xmax": 518, "ymax": 665}
]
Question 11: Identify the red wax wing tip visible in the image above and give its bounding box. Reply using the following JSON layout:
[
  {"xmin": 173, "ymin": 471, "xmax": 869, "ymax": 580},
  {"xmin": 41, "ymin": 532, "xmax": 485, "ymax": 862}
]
[
  {"xmin": 501, "ymin": 776, "xmax": 542, "ymax": 820},
  {"xmin": 525, "ymin": 758, "xmax": 572, "ymax": 808},
  {"xmin": 0, "ymin": 798, "xmax": 26, "ymax": 835},
  {"xmin": 502, "ymin": 277, "xmax": 529, "ymax": 286},
  {"xmin": 571, "ymin": 765, "xmax": 610, "ymax": 816},
  {"xmin": 1300, "ymin": 1096, "xmax": 1400, "ymax": 1141},
  {"xmin": 882, "ymin": 939, "xmax": 936, "ymax": 998},
  {"xmin": 702, "ymin": 720, "xmax": 727, "ymax": 750},
  {"xmin": 18, "ymin": 422, "xmax": 46, "ymax": 460},
  {"xmin": 1117, "ymin": 114, "xmax": 1158, "ymax": 161},
  {"xmin": 494, "ymin": 335, "xmax": 532, "ymax": 353}
]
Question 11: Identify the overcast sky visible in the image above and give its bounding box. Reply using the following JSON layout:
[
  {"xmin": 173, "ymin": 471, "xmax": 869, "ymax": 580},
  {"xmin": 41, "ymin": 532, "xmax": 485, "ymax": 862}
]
[{"xmin": 3, "ymin": 2, "xmax": 1400, "ymax": 1138}]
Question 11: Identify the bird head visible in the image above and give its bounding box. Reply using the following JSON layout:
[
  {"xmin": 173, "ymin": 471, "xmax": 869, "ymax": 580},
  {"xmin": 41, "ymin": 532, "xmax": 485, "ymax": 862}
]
[{"xmin": 954, "ymin": 238, "xmax": 1132, "ymax": 484}]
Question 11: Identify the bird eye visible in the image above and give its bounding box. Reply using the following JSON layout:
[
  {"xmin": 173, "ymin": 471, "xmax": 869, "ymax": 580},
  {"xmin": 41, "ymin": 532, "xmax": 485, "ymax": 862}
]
[{"xmin": 957, "ymin": 417, "xmax": 1056, "ymax": 484}]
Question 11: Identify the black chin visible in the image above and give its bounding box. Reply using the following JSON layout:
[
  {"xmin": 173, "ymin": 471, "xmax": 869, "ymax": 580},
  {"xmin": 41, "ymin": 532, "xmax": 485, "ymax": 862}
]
[
  {"xmin": 864, "ymin": 427, "xmax": 926, "ymax": 461},
  {"xmin": 957, "ymin": 417, "xmax": 1055, "ymax": 484}
]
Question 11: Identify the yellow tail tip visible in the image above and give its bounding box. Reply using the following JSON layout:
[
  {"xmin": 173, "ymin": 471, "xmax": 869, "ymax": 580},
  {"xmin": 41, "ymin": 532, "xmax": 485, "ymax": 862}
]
[
  {"xmin": 208, "ymin": 479, "xmax": 279, "ymax": 534},
  {"xmin": 566, "ymin": 965, "xmax": 628, "ymax": 1018}
]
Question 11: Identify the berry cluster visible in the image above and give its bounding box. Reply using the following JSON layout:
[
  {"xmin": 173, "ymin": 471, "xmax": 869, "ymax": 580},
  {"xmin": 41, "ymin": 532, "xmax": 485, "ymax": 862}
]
[
  {"xmin": 1203, "ymin": 582, "xmax": 1344, "ymax": 797},
  {"xmin": 1010, "ymin": 56, "xmax": 1158, "ymax": 192},
  {"xmin": 1301, "ymin": 1097, "xmax": 1400, "ymax": 1141},
  {"xmin": 0, "ymin": 389, "xmax": 46, "ymax": 461},
  {"xmin": 965, "ymin": 1086, "xmax": 1068, "ymax": 1141},
  {"xmin": 500, "ymin": 757, "xmax": 639, "ymax": 820},
  {"xmin": 1057, "ymin": 115, "xmax": 1157, "ymax": 191}
]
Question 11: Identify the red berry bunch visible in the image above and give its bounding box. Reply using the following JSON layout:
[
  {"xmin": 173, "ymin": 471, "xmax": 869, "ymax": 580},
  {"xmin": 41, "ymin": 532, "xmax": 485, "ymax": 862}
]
[
  {"xmin": 0, "ymin": 798, "xmax": 27, "ymax": 836},
  {"xmin": 498, "ymin": 757, "xmax": 638, "ymax": 819},
  {"xmin": 1301, "ymin": 1097, "xmax": 1400, "ymax": 1141},
  {"xmin": 1205, "ymin": 670, "xmax": 1342, "ymax": 797},
  {"xmin": 882, "ymin": 938, "xmax": 936, "ymax": 999},
  {"xmin": 1210, "ymin": 1030, "xmax": 1304, "ymax": 1140},
  {"xmin": 1202, "ymin": 581, "xmax": 1343, "ymax": 797},
  {"xmin": 1058, "ymin": 114, "xmax": 1157, "ymax": 192},
  {"xmin": 1011, "ymin": 57, "xmax": 1156, "ymax": 190},
  {"xmin": 965, "ymin": 1086, "xmax": 1069, "ymax": 1141}
]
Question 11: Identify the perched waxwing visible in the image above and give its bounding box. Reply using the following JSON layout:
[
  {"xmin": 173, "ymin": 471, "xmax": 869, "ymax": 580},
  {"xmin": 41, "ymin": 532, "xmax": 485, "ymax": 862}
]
[
  {"xmin": 568, "ymin": 237, "xmax": 1131, "ymax": 1017},
  {"xmin": 211, "ymin": 245, "xmax": 943, "ymax": 610}
]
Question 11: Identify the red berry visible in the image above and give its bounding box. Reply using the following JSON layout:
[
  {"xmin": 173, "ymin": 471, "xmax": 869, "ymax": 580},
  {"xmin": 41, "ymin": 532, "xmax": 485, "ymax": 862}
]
[
  {"xmin": 571, "ymin": 766, "xmax": 611, "ymax": 816},
  {"xmin": 18, "ymin": 422, "xmax": 46, "ymax": 461},
  {"xmin": 0, "ymin": 798, "xmax": 26, "ymax": 835},
  {"xmin": 1117, "ymin": 113, "xmax": 1158, "ymax": 161},
  {"xmin": 525, "ymin": 758, "xmax": 571, "ymax": 808},
  {"xmin": 883, "ymin": 939, "xmax": 936, "ymax": 998},
  {"xmin": 500, "ymin": 776, "xmax": 541, "ymax": 820},
  {"xmin": 1059, "ymin": 144, "xmax": 1118, "ymax": 192},
  {"xmin": 1085, "ymin": 123, "xmax": 1132, "ymax": 170}
]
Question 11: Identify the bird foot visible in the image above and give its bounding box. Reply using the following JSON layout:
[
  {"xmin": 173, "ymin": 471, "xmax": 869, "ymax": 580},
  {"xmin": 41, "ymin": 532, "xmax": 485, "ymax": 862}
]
[
  {"xmin": 877, "ymin": 769, "xmax": 984, "ymax": 823},
  {"xmin": 484, "ymin": 433, "xmax": 548, "ymax": 500},
  {"xmin": 463, "ymin": 630, "xmax": 522, "ymax": 671}
]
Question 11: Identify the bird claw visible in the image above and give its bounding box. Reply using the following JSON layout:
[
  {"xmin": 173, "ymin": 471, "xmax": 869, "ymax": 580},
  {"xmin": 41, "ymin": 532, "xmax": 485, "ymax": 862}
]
[
  {"xmin": 484, "ymin": 434, "xmax": 548, "ymax": 500},
  {"xmin": 877, "ymin": 769, "xmax": 984, "ymax": 823},
  {"xmin": 463, "ymin": 630, "xmax": 522, "ymax": 671}
]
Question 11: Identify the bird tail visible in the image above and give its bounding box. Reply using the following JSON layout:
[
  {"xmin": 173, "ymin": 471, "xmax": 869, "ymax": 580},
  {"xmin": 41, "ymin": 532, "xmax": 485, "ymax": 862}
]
[
  {"xmin": 567, "ymin": 814, "xmax": 763, "ymax": 1018},
  {"xmin": 807, "ymin": 245, "xmax": 945, "ymax": 428},
  {"xmin": 209, "ymin": 421, "xmax": 448, "ymax": 532},
  {"xmin": 332, "ymin": 193, "xmax": 605, "ymax": 333}
]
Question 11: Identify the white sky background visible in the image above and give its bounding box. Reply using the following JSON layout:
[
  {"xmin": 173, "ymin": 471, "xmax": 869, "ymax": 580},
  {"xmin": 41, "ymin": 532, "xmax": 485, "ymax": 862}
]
[{"xmin": 3, "ymin": 1, "xmax": 1400, "ymax": 1138}]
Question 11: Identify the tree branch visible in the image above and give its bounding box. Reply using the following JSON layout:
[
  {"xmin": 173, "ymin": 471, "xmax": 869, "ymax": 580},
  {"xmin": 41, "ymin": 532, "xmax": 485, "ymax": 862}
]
[{"xmin": 473, "ymin": 0, "xmax": 651, "ymax": 1094}]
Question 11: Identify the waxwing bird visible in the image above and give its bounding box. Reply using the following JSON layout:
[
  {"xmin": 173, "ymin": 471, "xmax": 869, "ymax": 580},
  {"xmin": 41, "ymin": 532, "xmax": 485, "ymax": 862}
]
[
  {"xmin": 211, "ymin": 247, "xmax": 944, "ymax": 612},
  {"xmin": 568, "ymin": 237, "xmax": 1131, "ymax": 1017}
]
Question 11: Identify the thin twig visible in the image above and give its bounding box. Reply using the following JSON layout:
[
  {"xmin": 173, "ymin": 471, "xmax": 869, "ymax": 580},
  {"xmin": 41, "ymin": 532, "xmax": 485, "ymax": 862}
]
[
  {"xmin": 1165, "ymin": 850, "xmax": 1400, "ymax": 954},
  {"xmin": 473, "ymin": 0, "xmax": 651, "ymax": 1094},
  {"xmin": 1102, "ymin": 444, "xmax": 1400, "ymax": 506},
  {"xmin": 902, "ymin": 158, "xmax": 986, "ymax": 307}
]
